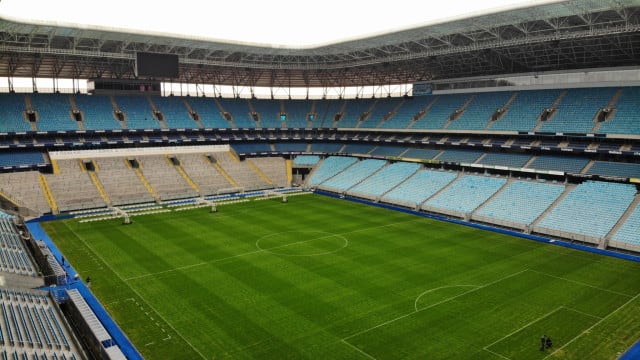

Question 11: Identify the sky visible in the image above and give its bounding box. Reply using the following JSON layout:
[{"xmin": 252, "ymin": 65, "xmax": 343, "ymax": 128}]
[{"xmin": 0, "ymin": 0, "xmax": 562, "ymax": 48}]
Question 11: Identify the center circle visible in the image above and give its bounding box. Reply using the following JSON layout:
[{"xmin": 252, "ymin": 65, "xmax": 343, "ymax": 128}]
[{"xmin": 256, "ymin": 230, "xmax": 348, "ymax": 256}]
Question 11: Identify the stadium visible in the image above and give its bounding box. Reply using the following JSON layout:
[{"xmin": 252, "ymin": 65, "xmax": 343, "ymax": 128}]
[{"xmin": 0, "ymin": 0, "xmax": 640, "ymax": 358}]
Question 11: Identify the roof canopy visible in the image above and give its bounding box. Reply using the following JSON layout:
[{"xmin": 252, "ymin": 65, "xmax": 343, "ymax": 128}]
[{"xmin": 1, "ymin": 0, "xmax": 639, "ymax": 87}]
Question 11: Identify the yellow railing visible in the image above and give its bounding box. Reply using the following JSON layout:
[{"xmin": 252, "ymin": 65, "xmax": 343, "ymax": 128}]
[
  {"xmin": 51, "ymin": 159, "xmax": 60, "ymax": 175},
  {"xmin": 285, "ymin": 159, "xmax": 293, "ymax": 186},
  {"xmin": 247, "ymin": 161, "xmax": 273, "ymax": 185},
  {"xmin": 176, "ymin": 165, "xmax": 200, "ymax": 193},
  {"xmin": 213, "ymin": 163, "xmax": 239, "ymax": 188},
  {"xmin": 38, "ymin": 174, "xmax": 58, "ymax": 213},
  {"xmin": 89, "ymin": 171, "xmax": 111, "ymax": 206},
  {"xmin": 134, "ymin": 168, "xmax": 159, "ymax": 200}
]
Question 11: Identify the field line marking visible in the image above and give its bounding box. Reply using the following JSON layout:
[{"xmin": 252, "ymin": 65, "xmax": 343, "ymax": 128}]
[
  {"xmin": 343, "ymin": 269, "xmax": 529, "ymax": 341},
  {"xmin": 414, "ymin": 285, "xmax": 480, "ymax": 312},
  {"xmin": 483, "ymin": 306, "xmax": 564, "ymax": 351},
  {"xmin": 125, "ymin": 218, "xmax": 423, "ymax": 281},
  {"xmin": 560, "ymin": 306, "xmax": 603, "ymax": 320},
  {"xmin": 527, "ymin": 269, "xmax": 633, "ymax": 298},
  {"xmin": 482, "ymin": 347, "xmax": 512, "ymax": 360},
  {"xmin": 124, "ymin": 249, "xmax": 264, "ymax": 281},
  {"xmin": 543, "ymin": 290, "xmax": 640, "ymax": 360},
  {"xmin": 61, "ymin": 222, "xmax": 209, "ymax": 360},
  {"xmin": 341, "ymin": 339, "xmax": 377, "ymax": 359}
]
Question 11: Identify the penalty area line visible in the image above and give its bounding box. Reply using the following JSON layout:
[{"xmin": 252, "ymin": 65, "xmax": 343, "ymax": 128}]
[{"xmin": 341, "ymin": 339, "xmax": 377, "ymax": 360}]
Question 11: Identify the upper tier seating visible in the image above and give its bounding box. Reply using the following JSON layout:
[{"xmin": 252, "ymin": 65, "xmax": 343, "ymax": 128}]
[
  {"xmin": 411, "ymin": 94, "xmax": 470, "ymax": 129},
  {"xmin": 0, "ymin": 152, "xmax": 45, "ymax": 168},
  {"xmin": 526, "ymin": 155, "xmax": 589, "ymax": 174},
  {"xmin": 381, "ymin": 169, "xmax": 458, "ymax": 208},
  {"xmin": 338, "ymin": 99, "xmax": 375, "ymax": 128},
  {"xmin": 370, "ymin": 145, "xmax": 408, "ymax": 157},
  {"xmin": 0, "ymin": 94, "xmax": 32, "ymax": 132},
  {"xmin": 284, "ymin": 100, "xmax": 311, "ymax": 128},
  {"xmin": 598, "ymin": 87, "xmax": 640, "ymax": 135},
  {"xmin": 359, "ymin": 98, "xmax": 400, "ymax": 128},
  {"xmin": 30, "ymin": 94, "xmax": 79, "ymax": 131},
  {"xmin": 114, "ymin": 96, "xmax": 161, "ymax": 129},
  {"xmin": 307, "ymin": 156, "xmax": 358, "ymax": 186},
  {"xmin": 423, "ymin": 175, "xmax": 507, "ymax": 215},
  {"xmin": 251, "ymin": 99, "xmax": 282, "ymax": 128},
  {"xmin": 536, "ymin": 181, "xmax": 636, "ymax": 239},
  {"xmin": 586, "ymin": 161, "xmax": 640, "ymax": 178},
  {"xmin": 186, "ymin": 97, "xmax": 231, "ymax": 128},
  {"xmin": 310, "ymin": 142, "xmax": 344, "ymax": 153},
  {"xmin": 74, "ymin": 94, "xmax": 122, "ymax": 130},
  {"xmin": 380, "ymin": 97, "xmax": 432, "ymax": 129},
  {"xmin": 217, "ymin": 98, "xmax": 254, "ymax": 128},
  {"xmin": 152, "ymin": 96, "xmax": 198, "ymax": 128},
  {"xmin": 319, "ymin": 159, "xmax": 386, "ymax": 192},
  {"xmin": 436, "ymin": 149, "xmax": 484, "ymax": 163},
  {"xmin": 474, "ymin": 180, "xmax": 565, "ymax": 226},
  {"xmin": 447, "ymin": 91, "xmax": 513, "ymax": 130},
  {"xmin": 490, "ymin": 89, "xmax": 561, "ymax": 131},
  {"xmin": 341, "ymin": 144, "xmax": 375, "ymax": 154},
  {"xmin": 274, "ymin": 142, "xmax": 307, "ymax": 152},
  {"xmin": 401, "ymin": 148, "xmax": 442, "ymax": 160},
  {"xmin": 233, "ymin": 143, "xmax": 272, "ymax": 153},
  {"xmin": 478, "ymin": 153, "xmax": 532, "ymax": 168},
  {"xmin": 313, "ymin": 99, "xmax": 343, "ymax": 128},
  {"xmin": 539, "ymin": 87, "xmax": 617, "ymax": 133},
  {"xmin": 348, "ymin": 162, "xmax": 420, "ymax": 199}
]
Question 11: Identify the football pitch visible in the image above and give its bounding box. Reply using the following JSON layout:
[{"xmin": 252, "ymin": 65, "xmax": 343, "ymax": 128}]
[{"xmin": 41, "ymin": 194, "xmax": 640, "ymax": 359}]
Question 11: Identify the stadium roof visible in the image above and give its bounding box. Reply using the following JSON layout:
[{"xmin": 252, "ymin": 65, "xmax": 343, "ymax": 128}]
[{"xmin": 1, "ymin": 0, "xmax": 639, "ymax": 88}]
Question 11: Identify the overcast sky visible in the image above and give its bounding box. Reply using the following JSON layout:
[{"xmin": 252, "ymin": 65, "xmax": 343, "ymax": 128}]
[{"xmin": 0, "ymin": 0, "xmax": 562, "ymax": 47}]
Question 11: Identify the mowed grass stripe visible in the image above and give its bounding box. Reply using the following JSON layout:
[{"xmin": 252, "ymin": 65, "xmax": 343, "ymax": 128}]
[{"xmin": 42, "ymin": 195, "xmax": 640, "ymax": 359}]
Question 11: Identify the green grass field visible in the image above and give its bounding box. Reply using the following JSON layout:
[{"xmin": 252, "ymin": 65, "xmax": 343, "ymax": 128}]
[{"xmin": 41, "ymin": 195, "xmax": 640, "ymax": 359}]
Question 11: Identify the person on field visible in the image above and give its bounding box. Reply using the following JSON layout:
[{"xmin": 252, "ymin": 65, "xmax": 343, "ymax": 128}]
[
  {"xmin": 540, "ymin": 335, "xmax": 546, "ymax": 351},
  {"xmin": 546, "ymin": 336, "xmax": 553, "ymax": 349}
]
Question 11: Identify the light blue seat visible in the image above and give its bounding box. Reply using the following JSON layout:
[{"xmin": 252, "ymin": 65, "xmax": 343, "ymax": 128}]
[
  {"xmin": 321, "ymin": 159, "xmax": 386, "ymax": 191},
  {"xmin": 475, "ymin": 181, "xmax": 565, "ymax": 225},
  {"xmin": 537, "ymin": 181, "xmax": 636, "ymax": 238},
  {"xmin": 424, "ymin": 175, "xmax": 507, "ymax": 214},
  {"xmin": 612, "ymin": 203, "xmax": 640, "ymax": 246},
  {"xmin": 382, "ymin": 169, "xmax": 458, "ymax": 206},
  {"xmin": 349, "ymin": 162, "xmax": 420, "ymax": 197},
  {"xmin": 308, "ymin": 156, "xmax": 358, "ymax": 185}
]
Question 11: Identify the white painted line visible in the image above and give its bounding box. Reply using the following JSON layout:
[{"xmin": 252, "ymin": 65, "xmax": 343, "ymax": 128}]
[
  {"xmin": 543, "ymin": 290, "xmax": 640, "ymax": 359},
  {"xmin": 341, "ymin": 339, "xmax": 377, "ymax": 360},
  {"xmin": 344, "ymin": 269, "xmax": 529, "ymax": 341},
  {"xmin": 528, "ymin": 269, "xmax": 633, "ymax": 298}
]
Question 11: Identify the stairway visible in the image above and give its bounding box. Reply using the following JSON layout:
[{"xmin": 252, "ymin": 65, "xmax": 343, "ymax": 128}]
[
  {"xmin": 175, "ymin": 163, "xmax": 200, "ymax": 194},
  {"xmin": 532, "ymin": 90, "xmax": 567, "ymax": 131},
  {"xmin": 604, "ymin": 193, "xmax": 640, "ymax": 248},
  {"xmin": 88, "ymin": 170, "xmax": 111, "ymax": 206},
  {"xmin": 213, "ymin": 163, "xmax": 239, "ymax": 188},
  {"xmin": 247, "ymin": 160, "xmax": 274, "ymax": 186},
  {"xmin": 38, "ymin": 174, "xmax": 58, "ymax": 214},
  {"xmin": 133, "ymin": 168, "xmax": 159, "ymax": 202}
]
